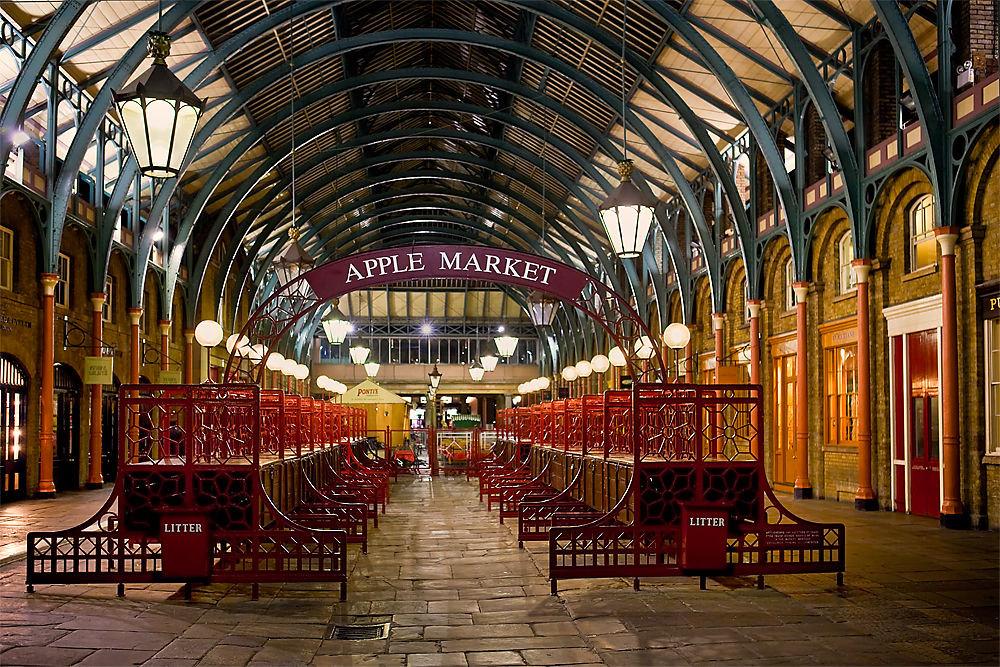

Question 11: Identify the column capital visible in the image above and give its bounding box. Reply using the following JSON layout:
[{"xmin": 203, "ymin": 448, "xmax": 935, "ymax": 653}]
[
  {"xmin": 158, "ymin": 319, "xmax": 171, "ymax": 335},
  {"xmin": 40, "ymin": 273, "xmax": 59, "ymax": 294},
  {"xmin": 746, "ymin": 300, "xmax": 762, "ymax": 318},
  {"xmin": 711, "ymin": 313, "xmax": 725, "ymax": 330},
  {"xmin": 184, "ymin": 329, "xmax": 195, "ymax": 343},
  {"xmin": 128, "ymin": 307, "xmax": 142, "ymax": 325},
  {"xmin": 89, "ymin": 292, "xmax": 106, "ymax": 310},
  {"xmin": 792, "ymin": 282, "xmax": 810, "ymax": 303},
  {"xmin": 850, "ymin": 258, "xmax": 872, "ymax": 284},
  {"xmin": 934, "ymin": 226, "xmax": 960, "ymax": 256}
]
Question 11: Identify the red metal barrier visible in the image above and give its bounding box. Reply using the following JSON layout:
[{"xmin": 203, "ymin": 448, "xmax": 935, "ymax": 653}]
[
  {"xmin": 496, "ymin": 384, "xmax": 845, "ymax": 593},
  {"xmin": 26, "ymin": 384, "xmax": 349, "ymax": 600}
]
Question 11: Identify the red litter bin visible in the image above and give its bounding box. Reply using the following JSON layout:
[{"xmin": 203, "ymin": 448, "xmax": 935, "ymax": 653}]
[
  {"xmin": 680, "ymin": 503, "xmax": 731, "ymax": 572},
  {"xmin": 159, "ymin": 511, "xmax": 211, "ymax": 579}
]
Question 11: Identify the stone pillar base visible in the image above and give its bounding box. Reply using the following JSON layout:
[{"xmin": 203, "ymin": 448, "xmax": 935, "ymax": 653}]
[
  {"xmin": 854, "ymin": 498, "xmax": 878, "ymax": 511},
  {"xmin": 940, "ymin": 513, "xmax": 970, "ymax": 530},
  {"xmin": 36, "ymin": 490, "xmax": 55, "ymax": 499},
  {"xmin": 85, "ymin": 482, "xmax": 105, "ymax": 490},
  {"xmin": 793, "ymin": 487, "xmax": 813, "ymax": 500}
]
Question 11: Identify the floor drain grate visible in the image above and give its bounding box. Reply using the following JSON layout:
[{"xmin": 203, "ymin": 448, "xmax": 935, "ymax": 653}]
[{"xmin": 328, "ymin": 622, "xmax": 391, "ymax": 640}]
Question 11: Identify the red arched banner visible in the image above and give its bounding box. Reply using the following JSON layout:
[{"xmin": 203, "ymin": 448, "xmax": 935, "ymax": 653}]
[{"xmin": 224, "ymin": 245, "xmax": 664, "ymax": 384}]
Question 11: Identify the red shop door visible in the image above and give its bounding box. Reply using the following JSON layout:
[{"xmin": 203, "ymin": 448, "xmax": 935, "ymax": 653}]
[{"xmin": 908, "ymin": 330, "xmax": 940, "ymax": 518}]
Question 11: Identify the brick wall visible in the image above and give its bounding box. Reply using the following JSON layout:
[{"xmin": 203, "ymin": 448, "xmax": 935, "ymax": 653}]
[{"xmin": 862, "ymin": 41, "xmax": 899, "ymax": 146}]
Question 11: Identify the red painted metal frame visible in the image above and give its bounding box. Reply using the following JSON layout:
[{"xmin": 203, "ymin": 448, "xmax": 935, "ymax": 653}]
[
  {"xmin": 496, "ymin": 384, "xmax": 845, "ymax": 593},
  {"xmin": 26, "ymin": 384, "xmax": 351, "ymax": 600}
]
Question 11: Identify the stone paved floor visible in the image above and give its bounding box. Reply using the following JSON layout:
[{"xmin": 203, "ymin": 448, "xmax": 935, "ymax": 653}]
[{"xmin": 1, "ymin": 475, "xmax": 997, "ymax": 666}]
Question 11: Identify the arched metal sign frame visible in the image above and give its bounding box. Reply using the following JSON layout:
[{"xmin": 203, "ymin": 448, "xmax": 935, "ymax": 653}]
[{"xmin": 223, "ymin": 245, "xmax": 665, "ymax": 386}]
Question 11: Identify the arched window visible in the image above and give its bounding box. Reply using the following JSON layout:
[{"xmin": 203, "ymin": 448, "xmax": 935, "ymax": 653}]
[
  {"xmin": 785, "ymin": 258, "xmax": 796, "ymax": 311},
  {"xmin": 838, "ymin": 232, "xmax": 856, "ymax": 294},
  {"xmin": 910, "ymin": 195, "xmax": 936, "ymax": 271}
]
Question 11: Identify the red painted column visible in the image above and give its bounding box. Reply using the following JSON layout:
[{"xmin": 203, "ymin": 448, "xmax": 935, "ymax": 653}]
[
  {"xmin": 183, "ymin": 330, "xmax": 194, "ymax": 384},
  {"xmin": 159, "ymin": 320, "xmax": 170, "ymax": 374},
  {"xmin": 852, "ymin": 260, "xmax": 877, "ymax": 510},
  {"xmin": 747, "ymin": 299, "xmax": 762, "ymax": 460},
  {"xmin": 747, "ymin": 301, "xmax": 762, "ymax": 385},
  {"xmin": 128, "ymin": 309, "xmax": 142, "ymax": 385},
  {"xmin": 684, "ymin": 325, "xmax": 695, "ymax": 383},
  {"xmin": 712, "ymin": 313, "xmax": 725, "ymax": 383},
  {"xmin": 37, "ymin": 274, "xmax": 59, "ymax": 497},
  {"xmin": 86, "ymin": 293, "xmax": 106, "ymax": 488},
  {"xmin": 793, "ymin": 282, "xmax": 813, "ymax": 499},
  {"xmin": 935, "ymin": 228, "xmax": 966, "ymax": 527}
]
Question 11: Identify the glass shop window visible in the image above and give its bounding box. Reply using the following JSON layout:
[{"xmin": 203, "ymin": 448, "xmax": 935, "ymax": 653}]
[
  {"xmin": 0, "ymin": 226, "xmax": 12, "ymax": 291},
  {"xmin": 825, "ymin": 343, "xmax": 858, "ymax": 445},
  {"xmin": 987, "ymin": 317, "xmax": 1000, "ymax": 456},
  {"xmin": 55, "ymin": 253, "xmax": 70, "ymax": 308},
  {"xmin": 839, "ymin": 232, "xmax": 856, "ymax": 294},
  {"xmin": 910, "ymin": 195, "xmax": 936, "ymax": 272}
]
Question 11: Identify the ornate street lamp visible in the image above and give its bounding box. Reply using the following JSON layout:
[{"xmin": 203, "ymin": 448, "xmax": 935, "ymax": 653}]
[
  {"xmin": 561, "ymin": 365, "xmax": 579, "ymax": 382},
  {"xmin": 322, "ymin": 298, "xmax": 350, "ymax": 345},
  {"xmin": 194, "ymin": 319, "xmax": 223, "ymax": 348},
  {"xmin": 609, "ymin": 346, "xmax": 627, "ymax": 368},
  {"xmin": 599, "ymin": 160, "xmax": 657, "ymax": 258},
  {"xmin": 575, "ymin": 360, "xmax": 593, "ymax": 378},
  {"xmin": 113, "ymin": 32, "xmax": 204, "ymax": 178},
  {"xmin": 528, "ymin": 292, "xmax": 559, "ymax": 327},
  {"xmin": 591, "ymin": 354, "xmax": 610, "ymax": 373},
  {"xmin": 597, "ymin": 0, "xmax": 657, "ymax": 258},
  {"xmin": 271, "ymin": 228, "xmax": 315, "ymax": 297},
  {"xmin": 428, "ymin": 364, "xmax": 442, "ymax": 389}
]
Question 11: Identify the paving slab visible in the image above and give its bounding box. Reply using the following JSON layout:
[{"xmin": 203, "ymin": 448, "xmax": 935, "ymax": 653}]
[{"xmin": 0, "ymin": 475, "xmax": 996, "ymax": 666}]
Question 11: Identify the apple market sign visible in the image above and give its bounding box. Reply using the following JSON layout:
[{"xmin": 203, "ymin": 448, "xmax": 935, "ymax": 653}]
[{"xmin": 304, "ymin": 245, "xmax": 589, "ymax": 301}]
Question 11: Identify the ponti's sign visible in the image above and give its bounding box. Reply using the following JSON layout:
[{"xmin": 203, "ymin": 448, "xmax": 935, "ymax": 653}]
[{"xmin": 304, "ymin": 245, "xmax": 589, "ymax": 302}]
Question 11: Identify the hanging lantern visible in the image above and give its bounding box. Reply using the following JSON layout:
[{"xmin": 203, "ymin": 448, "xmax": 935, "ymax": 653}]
[
  {"xmin": 528, "ymin": 292, "xmax": 559, "ymax": 327},
  {"xmin": 599, "ymin": 160, "xmax": 657, "ymax": 259},
  {"xmin": 609, "ymin": 346, "xmax": 627, "ymax": 368},
  {"xmin": 591, "ymin": 354, "xmax": 610, "ymax": 373},
  {"xmin": 113, "ymin": 32, "xmax": 204, "ymax": 178},
  {"xmin": 469, "ymin": 363, "xmax": 485, "ymax": 382},
  {"xmin": 322, "ymin": 298, "xmax": 351, "ymax": 345},
  {"xmin": 481, "ymin": 353, "xmax": 499, "ymax": 372},
  {"xmin": 494, "ymin": 335, "xmax": 518, "ymax": 358},
  {"xmin": 349, "ymin": 345, "xmax": 370, "ymax": 365},
  {"xmin": 428, "ymin": 364, "xmax": 442, "ymax": 389},
  {"xmin": 271, "ymin": 228, "xmax": 315, "ymax": 296},
  {"xmin": 364, "ymin": 361, "xmax": 380, "ymax": 378}
]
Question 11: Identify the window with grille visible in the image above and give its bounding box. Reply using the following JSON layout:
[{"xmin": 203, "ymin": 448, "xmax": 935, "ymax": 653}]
[
  {"xmin": 910, "ymin": 195, "xmax": 936, "ymax": 271},
  {"xmin": 839, "ymin": 232, "xmax": 857, "ymax": 294},
  {"xmin": 825, "ymin": 344, "xmax": 858, "ymax": 445},
  {"xmin": 55, "ymin": 253, "xmax": 70, "ymax": 307},
  {"xmin": 0, "ymin": 226, "xmax": 12, "ymax": 291},
  {"xmin": 103, "ymin": 276, "xmax": 114, "ymax": 323}
]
